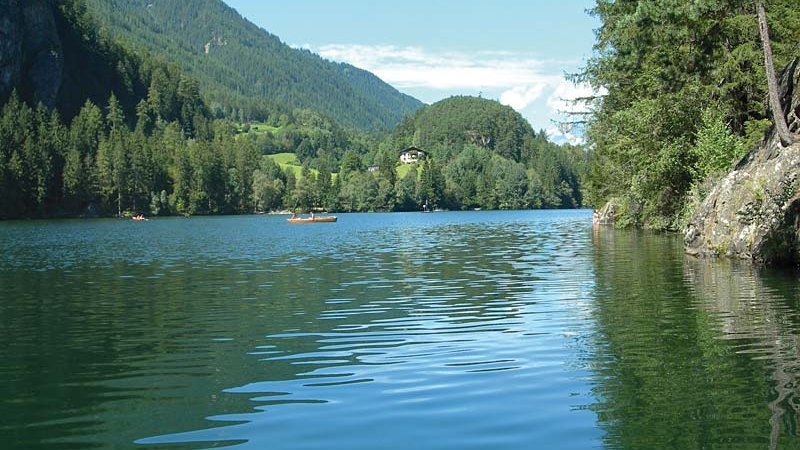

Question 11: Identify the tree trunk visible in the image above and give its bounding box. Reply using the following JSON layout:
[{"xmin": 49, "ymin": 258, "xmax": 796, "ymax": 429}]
[{"xmin": 757, "ymin": 0, "xmax": 797, "ymax": 146}]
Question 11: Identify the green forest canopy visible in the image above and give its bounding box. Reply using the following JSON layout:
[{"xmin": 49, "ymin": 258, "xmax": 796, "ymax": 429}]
[
  {"xmin": 0, "ymin": 1, "xmax": 587, "ymax": 219},
  {"xmin": 386, "ymin": 96, "xmax": 587, "ymax": 210},
  {"xmin": 82, "ymin": 0, "xmax": 423, "ymax": 131},
  {"xmin": 581, "ymin": 0, "xmax": 800, "ymax": 230}
]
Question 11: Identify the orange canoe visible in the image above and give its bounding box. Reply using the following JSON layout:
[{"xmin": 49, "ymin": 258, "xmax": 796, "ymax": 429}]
[{"xmin": 287, "ymin": 216, "xmax": 337, "ymax": 224}]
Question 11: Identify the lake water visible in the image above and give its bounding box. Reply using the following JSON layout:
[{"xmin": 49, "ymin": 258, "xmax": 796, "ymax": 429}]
[{"xmin": 2, "ymin": 210, "xmax": 800, "ymax": 449}]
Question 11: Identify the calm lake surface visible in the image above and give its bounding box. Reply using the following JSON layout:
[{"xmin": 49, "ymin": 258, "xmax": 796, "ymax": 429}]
[{"xmin": 2, "ymin": 210, "xmax": 800, "ymax": 449}]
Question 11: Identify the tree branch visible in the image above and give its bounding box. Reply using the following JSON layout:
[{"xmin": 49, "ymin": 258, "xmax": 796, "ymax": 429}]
[{"xmin": 757, "ymin": 0, "xmax": 798, "ymax": 146}]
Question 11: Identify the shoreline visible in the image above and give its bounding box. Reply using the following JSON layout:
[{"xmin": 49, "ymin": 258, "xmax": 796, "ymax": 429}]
[{"xmin": 0, "ymin": 208, "xmax": 593, "ymax": 222}]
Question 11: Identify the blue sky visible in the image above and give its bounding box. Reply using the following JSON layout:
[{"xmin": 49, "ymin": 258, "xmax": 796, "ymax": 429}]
[{"xmin": 223, "ymin": 1, "xmax": 599, "ymax": 142}]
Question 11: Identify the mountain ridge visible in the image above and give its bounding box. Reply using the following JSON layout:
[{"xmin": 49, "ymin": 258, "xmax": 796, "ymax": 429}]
[{"xmin": 83, "ymin": 0, "xmax": 424, "ymax": 130}]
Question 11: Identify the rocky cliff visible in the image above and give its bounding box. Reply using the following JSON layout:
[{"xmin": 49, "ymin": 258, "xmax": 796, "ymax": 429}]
[
  {"xmin": 0, "ymin": 0, "xmax": 62, "ymax": 108},
  {"xmin": 685, "ymin": 59, "xmax": 800, "ymax": 265}
]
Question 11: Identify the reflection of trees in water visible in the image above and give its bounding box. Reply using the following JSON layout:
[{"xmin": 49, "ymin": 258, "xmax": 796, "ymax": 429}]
[
  {"xmin": 683, "ymin": 258, "xmax": 800, "ymax": 450},
  {"xmin": 0, "ymin": 260, "xmax": 275, "ymax": 449},
  {"xmin": 589, "ymin": 229, "xmax": 800, "ymax": 449}
]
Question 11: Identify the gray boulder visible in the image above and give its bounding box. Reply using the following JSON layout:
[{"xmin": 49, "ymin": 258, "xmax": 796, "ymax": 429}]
[
  {"xmin": 685, "ymin": 59, "xmax": 800, "ymax": 264},
  {"xmin": 21, "ymin": 0, "xmax": 62, "ymax": 108},
  {"xmin": 0, "ymin": 0, "xmax": 62, "ymax": 108},
  {"xmin": 0, "ymin": 0, "xmax": 22, "ymax": 100}
]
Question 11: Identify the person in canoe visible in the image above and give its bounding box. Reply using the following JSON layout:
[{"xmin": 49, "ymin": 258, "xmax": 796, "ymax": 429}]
[
  {"xmin": 310, "ymin": 211, "xmax": 315, "ymax": 220},
  {"xmin": 290, "ymin": 212, "xmax": 297, "ymax": 219}
]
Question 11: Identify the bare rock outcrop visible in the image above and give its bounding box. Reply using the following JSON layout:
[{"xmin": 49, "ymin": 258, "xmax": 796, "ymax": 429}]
[
  {"xmin": 685, "ymin": 59, "xmax": 800, "ymax": 264},
  {"xmin": 0, "ymin": 0, "xmax": 62, "ymax": 108},
  {"xmin": 0, "ymin": 0, "xmax": 22, "ymax": 100}
]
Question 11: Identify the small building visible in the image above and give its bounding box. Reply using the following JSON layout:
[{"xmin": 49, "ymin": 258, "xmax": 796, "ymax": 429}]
[{"xmin": 399, "ymin": 146, "xmax": 428, "ymax": 164}]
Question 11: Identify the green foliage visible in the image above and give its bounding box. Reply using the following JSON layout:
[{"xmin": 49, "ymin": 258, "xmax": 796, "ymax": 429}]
[
  {"xmin": 395, "ymin": 168, "xmax": 419, "ymax": 211},
  {"xmin": 82, "ymin": 0, "xmax": 423, "ymax": 130},
  {"xmin": 582, "ymin": 0, "xmax": 800, "ymax": 230},
  {"xmin": 0, "ymin": 70, "xmax": 280, "ymax": 218},
  {"xmin": 337, "ymin": 172, "xmax": 378, "ymax": 212},
  {"xmin": 338, "ymin": 150, "xmax": 364, "ymax": 182},
  {"xmin": 394, "ymin": 96, "xmax": 529, "ymax": 160},
  {"xmin": 390, "ymin": 96, "xmax": 586, "ymax": 210},
  {"xmin": 0, "ymin": 1, "xmax": 586, "ymax": 219},
  {"xmin": 418, "ymin": 159, "xmax": 446, "ymax": 209},
  {"xmin": 691, "ymin": 108, "xmax": 746, "ymax": 181},
  {"xmin": 252, "ymin": 156, "xmax": 285, "ymax": 213},
  {"xmin": 0, "ymin": 94, "xmax": 61, "ymax": 217},
  {"xmin": 235, "ymin": 107, "xmax": 377, "ymax": 176},
  {"xmin": 742, "ymin": 118, "xmax": 771, "ymax": 151},
  {"xmin": 266, "ymin": 153, "xmax": 309, "ymax": 180}
]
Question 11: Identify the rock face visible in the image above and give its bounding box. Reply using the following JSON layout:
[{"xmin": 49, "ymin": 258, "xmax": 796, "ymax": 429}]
[
  {"xmin": 0, "ymin": 0, "xmax": 62, "ymax": 108},
  {"xmin": 685, "ymin": 59, "xmax": 800, "ymax": 265},
  {"xmin": 0, "ymin": 0, "xmax": 22, "ymax": 99}
]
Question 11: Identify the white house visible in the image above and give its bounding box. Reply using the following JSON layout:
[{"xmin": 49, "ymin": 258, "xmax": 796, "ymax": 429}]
[{"xmin": 399, "ymin": 146, "xmax": 427, "ymax": 164}]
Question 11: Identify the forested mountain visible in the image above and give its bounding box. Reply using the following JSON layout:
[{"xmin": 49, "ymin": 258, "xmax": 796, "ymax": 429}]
[
  {"xmin": 384, "ymin": 96, "xmax": 587, "ymax": 209},
  {"xmin": 82, "ymin": 0, "xmax": 423, "ymax": 130},
  {"xmin": 0, "ymin": 0, "xmax": 363, "ymax": 219},
  {"xmin": 0, "ymin": 0, "xmax": 195, "ymax": 125},
  {"xmin": 0, "ymin": 0, "xmax": 227, "ymax": 218},
  {"xmin": 237, "ymin": 96, "xmax": 588, "ymax": 213},
  {"xmin": 582, "ymin": 0, "xmax": 800, "ymax": 230},
  {"xmin": 0, "ymin": 1, "xmax": 585, "ymax": 219},
  {"xmin": 392, "ymin": 96, "xmax": 536, "ymax": 162}
]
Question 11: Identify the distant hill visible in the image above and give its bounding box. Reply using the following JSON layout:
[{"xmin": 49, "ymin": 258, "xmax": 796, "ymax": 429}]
[
  {"xmin": 392, "ymin": 96, "xmax": 540, "ymax": 162},
  {"xmin": 83, "ymin": 0, "xmax": 423, "ymax": 130},
  {"xmin": 389, "ymin": 96, "xmax": 587, "ymax": 209}
]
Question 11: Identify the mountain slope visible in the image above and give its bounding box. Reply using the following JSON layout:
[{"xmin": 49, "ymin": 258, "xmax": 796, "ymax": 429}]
[
  {"xmin": 393, "ymin": 96, "xmax": 539, "ymax": 162},
  {"xmin": 83, "ymin": 0, "xmax": 423, "ymax": 130},
  {"xmin": 389, "ymin": 96, "xmax": 587, "ymax": 209}
]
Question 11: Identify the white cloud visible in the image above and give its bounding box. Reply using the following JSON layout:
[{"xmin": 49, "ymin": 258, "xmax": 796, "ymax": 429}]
[
  {"xmin": 546, "ymin": 79, "xmax": 606, "ymax": 115},
  {"xmin": 546, "ymin": 126, "xmax": 585, "ymax": 146},
  {"xmin": 306, "ymin": 44, "xmax": 560, "ymax": 91},
  {"xmin": 499, "ymin": 84, "xmax": 547, "ymax": 110},
  {"xmin": 298, "ymin": 43, "xmax": 600, "ymax": 142}
]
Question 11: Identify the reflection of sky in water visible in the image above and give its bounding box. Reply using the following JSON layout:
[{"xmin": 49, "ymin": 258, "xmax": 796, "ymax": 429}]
[
  {"xmin": 128, "ymin": 211, "xmax": 600, "ymax": 450},
  {"xmin": 1, "ymin": 211, "xmax": 602, "ymax": 449},
  {"xmin": 5, "ymin": 211, "xmax": 800, "ymax": 449}
]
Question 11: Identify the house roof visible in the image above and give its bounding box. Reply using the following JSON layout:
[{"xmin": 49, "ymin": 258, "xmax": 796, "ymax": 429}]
[{"xmin": 399, "ymin": 146, "xmax": 427, "ymax": 155}]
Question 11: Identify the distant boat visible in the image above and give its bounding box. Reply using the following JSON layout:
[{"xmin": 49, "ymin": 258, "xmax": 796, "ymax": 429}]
[
  {"xmin": 132, "ymin": 214, "xmax": 148, "ymax": 221},
  {"xmin": 287, "ymin": 216, "xmax": 337, "ymax": 224}
]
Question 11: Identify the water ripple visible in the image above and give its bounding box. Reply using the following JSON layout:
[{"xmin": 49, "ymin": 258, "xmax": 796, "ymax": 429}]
[{"xmin": 13, "ymin": 211, "xmax": 799, "ymax": 450}]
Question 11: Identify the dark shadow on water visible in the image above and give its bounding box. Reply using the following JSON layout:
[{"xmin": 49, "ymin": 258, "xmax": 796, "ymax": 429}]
[{"xmin": 589, "ymin": 227, "xmax": 800, "ymax": 449}]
